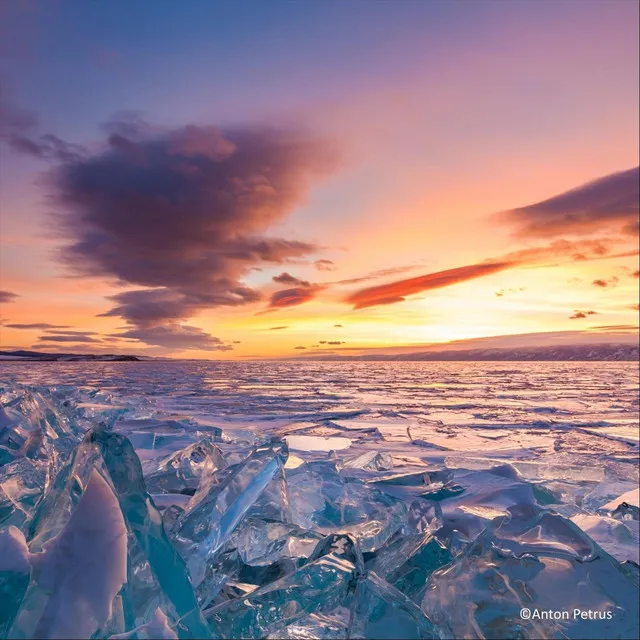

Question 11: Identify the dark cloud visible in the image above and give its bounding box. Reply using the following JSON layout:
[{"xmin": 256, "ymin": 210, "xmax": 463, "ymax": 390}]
[
  {"xmin": 294, "ymin": 346, "xmax": 307, "ymax": 350},
  {"xmin": 37, "ymin": 335, "xmax": 102, "ymax": 344},
  {"xmin": 632, "ymin": 270, "xmax": 639, "ymax": 279},
  {"xmin": 334, "ymin": 324, "xmax": 343, "ymax": 327},
  {"xmin": 569, "ymin": 310, "xmax": 599, "ymax": 320},
  {"xmin": 269, "ymin": 325, "xmax": 289, "ymax": 331},
  {"xmin": 500, "ymin": 166, "xmax": 639, "ymax": 237},
  {"xmin": 592, "ymin": 277, "xmax": 619, "ymax": 288},
  {"xmin": 2, "ymin": 322, "xmax": 70, "ymax": 330},
  {"xmin": 41, "ymin": 121, "xmax": 336, "ymax": 348},
  {"xmin": 314, "ymin": 259, "xmax": 335, "ymax": 272},
  {"xmin": 232, "ymin": 340, "xmax": 242, "ymax": 344},
  {"xmin": 346, "ymin": 261, "xmax": 514, "ymax": 309},
  {"xmin": 0, "ymin": 290, "xmax": 19, "ymax": 303},
  {"xmin": 272, "ymin": 272, "xmax": 311, "ymax": 287},
  {"xmin": 110, "ymin": 324, "xmax": 232, "ymax": 351},
  {"xmin": 326, "ymin": 341, "xmax": 345, "ymax": 345}
]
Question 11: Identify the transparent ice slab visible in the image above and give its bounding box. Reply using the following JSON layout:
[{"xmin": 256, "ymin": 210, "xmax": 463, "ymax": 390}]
[
  {"xmin": 287, "ymin": 461, "xmax": 407, "ymax": 552},
  {"xmin": 172, "ymin": 439, "xmax": 289, "ymax": 587},
  {"xmin": 422, "ymin": 504, "xmax": 640, "ymax": 639},
  {"xmin": 145, "ymin": 437, "xmax": 227, "ymax": 494},
  {"xmin": 14, "ymin": 427, "xmax": 211, "ymax": 639}
]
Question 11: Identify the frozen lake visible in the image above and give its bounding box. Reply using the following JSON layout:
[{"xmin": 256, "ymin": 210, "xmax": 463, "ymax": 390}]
[{"xmin": 1, "ymin": 360, "xmax": 638, "ymax": 639}]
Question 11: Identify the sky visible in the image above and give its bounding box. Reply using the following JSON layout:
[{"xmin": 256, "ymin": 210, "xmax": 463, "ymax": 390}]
[{"xmin": 0, "ymin": 0, "xmax": 638, "ymax": 359}]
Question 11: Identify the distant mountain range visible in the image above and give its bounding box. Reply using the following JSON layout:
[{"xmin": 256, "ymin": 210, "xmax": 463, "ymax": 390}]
[
  {"xmin": 0, "ymin": 350, "xmax": 141, "ymax": 362},
  {"xmin": 294, "ymin": 343, "xmax": 639, "ymax": 362}
]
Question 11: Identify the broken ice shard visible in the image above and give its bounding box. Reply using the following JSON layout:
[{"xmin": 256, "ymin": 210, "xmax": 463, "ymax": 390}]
[
  {"xmin": 145, "ymin": 436, "xmax": 226, "ymax": 494},
  {"xmin": 0, "ymin": 458, "xmax": 47, "ymax": 531},
  {"xmin": 18, "ymin": 427, "xmax": 211, "ymax": 639},
  {"xmin": 107, "ymin": 607, "xmax": 178, "ymax": 640},
  {"xmin": 235, "ymin": 518, "xmax": 323, "ymax": 567},
  {"xmin": 422, "ymin": 504, "xmax": 640, "ymax": 639},
  {"xmin": 0, "ymin": 388, "xmax": 83, "ymax": 462},
  {"xmin": 367, "ymin": 502, "xmax": 451, "ymax": 602},
  {"xmin": 205, "ymin": 533, "xmax": 363, "ymax": 639},
  {"xmin": 172, "ymin": 439, "xmax": 289, "ymax": 587},
  {"xmin": 287, "ymin": 460, "xmax": 407, "ymax": 552},
  {"xmin": 340, "ymin": 450, "xmax": 394, "ymax": 471},
  {"xmin": 348, "ymin": 570, "xmax": 438, "ymax": 639},
  {"xmin": 9, "ymin": 471, "xmax": 128, "ymax": 639},
  {"xmin": 0, "ymin": 526, "xmax": 31, "ymax": 637}
]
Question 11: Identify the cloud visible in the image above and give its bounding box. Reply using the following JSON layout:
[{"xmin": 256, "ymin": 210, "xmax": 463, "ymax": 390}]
[
  {"xmin": 45, "ymin": 329, "xmax": 98, "ymax": 336},
  {"xmin": 500, "ymin": 166, "xmax": 639, "ymax": 237},
  {"xmin": 41, "ymin": 119, "xmax": 337, "ymax": 348},
  {"xmin": 592, "ymin": 276, "xmax": 619, "ymax": 288},
  {"xmin": 0, "ymin": 95, "xmax": 36, "ymax": 139},
  {"xmin": 569, "ymin": 310, "xmax": 599, "ymax": 320},
  {"xmin": 345, "ymin": 261, "xmax": 514, "ymax": 309},
  {"xmin": 588, "ymin": 324, "xmax": 638, "ymax": 331},
  {"xmin": 334, "ymin": 324, "xmax": 343, "ymax": 327},
  {"xmin": 272, "ymin": 272, "xmax": 311, "ymax": 287},
  {"xmin": 314, "ymin": 259, "xmax": 335, "ymax": 272},
  {"xmin": 110, "ymin": 324, "xmax": 233, "ymax": 351},
  {"xmin": 326, "ymin": 341, "xmax": 345, "ymax": 345},
  {"xmin": 495, "ymin": 287, "xmax": 525, "ymax": 297},
  {"xmin": 269, "ymin": 325, "xmax": 289, "ymax": 330},
  {"xmin": 294, "ymin": 346, "xmax": 307, "ymax": 350},
  {"xmin": 627, "ymin": 303, "xmax": 640, "ymax": 311},
  {"xmin": 9, "ymin": 133, "xmax": 87, "ymax": 163},
  {"xmin": 2, "ymin": 322, "xmax": 70, "ymax": 330},
  {"xmin": 333, "ymin": 265, "xmax": 419, "ymax": 286},
  {"xmin": 1, "ymin": 93, "xmax": 87, "ymax": 162},
  {"xmin": 632, "ymin": 270, "xmax": 639, "ymax": 279},
  {"xmin": 37, "ymin": 335, "xmax": 102, "ymax": 343},
  {"xmin": 265, "ymin": 284, "xmax": 324, "ymax": 310},
  {"xmin": 0, "ymin": 290, "xmax": 19, "ymax": 303},
  {"xmin": 342, "ymin": 239, "xmax": 635, "ymax": 311}
]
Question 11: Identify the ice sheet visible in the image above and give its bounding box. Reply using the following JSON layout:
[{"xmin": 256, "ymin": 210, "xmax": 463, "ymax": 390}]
[{"xmin": 1, "ymin": 360, "xmax": 638, "ymax": 639}]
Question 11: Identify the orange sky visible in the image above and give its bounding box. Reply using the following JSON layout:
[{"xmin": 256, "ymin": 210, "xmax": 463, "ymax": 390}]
[{"xmin": 0, "ymin": 1, "xmax": 638, "ymax": 359}]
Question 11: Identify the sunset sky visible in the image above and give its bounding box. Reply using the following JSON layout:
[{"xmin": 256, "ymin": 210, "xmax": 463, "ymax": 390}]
[{"xmin": 0, "ymin": 0, "xmax": 638, "ymax": 359}]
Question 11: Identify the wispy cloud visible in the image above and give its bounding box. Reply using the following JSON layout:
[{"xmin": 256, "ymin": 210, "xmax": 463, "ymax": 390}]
[
  {"xmin": 333, "ymin": 265, "xmax": 419, "ymax": 286},
  {"xmin": 2, "ymin": 322, "xmax": 70, "ymax": 330},
  {"xmin": 570, "ymin": 310, "xmax": 599, "ymax": 320},
  {"xmin": 592, "ymin": 276, "xmax": 619, "ymax": 288},
  {"xmin": 345, "ymin": 261, "xmax": 514, "ymax": 309},
  {"xmin": 37, "ymin": 334, "xmax": 102, "ymax": 343},
  {"xmin": 272, "ymin": 272, "xmax": 311, "ymax": 287},
  {"xmin": 314, "ymin": 259, "xmax": 335, "ymax": 272},
  {"xmin": 0, "ymin": 290, "xmax": 19, "ymax": 304}
]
